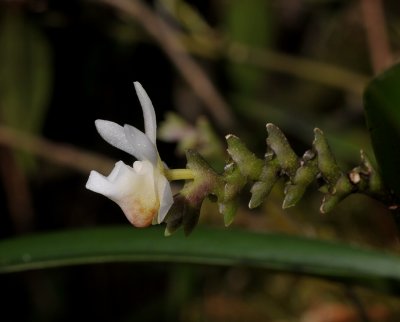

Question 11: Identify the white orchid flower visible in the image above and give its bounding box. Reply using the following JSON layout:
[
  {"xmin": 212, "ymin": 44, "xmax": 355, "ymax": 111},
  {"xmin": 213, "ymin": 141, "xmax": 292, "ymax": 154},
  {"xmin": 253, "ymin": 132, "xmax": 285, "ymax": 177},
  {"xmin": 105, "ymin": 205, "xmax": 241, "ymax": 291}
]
[{"xmin": 86, "ymin": 82, "xmax": 174, "ymax": 227}]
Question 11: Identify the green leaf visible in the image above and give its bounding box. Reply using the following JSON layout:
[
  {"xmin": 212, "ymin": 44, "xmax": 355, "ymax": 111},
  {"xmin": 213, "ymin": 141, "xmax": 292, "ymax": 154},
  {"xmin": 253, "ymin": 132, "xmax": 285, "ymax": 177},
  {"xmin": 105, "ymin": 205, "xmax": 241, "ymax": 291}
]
[
  {"xmin": 0, "ymin": 10, "xmax": 52, "ymax": 170},
  {"xmin": 224, "ymin": 0, "xmax": 273, "ymax": 95},
  {"xmin": 364, "ymin": 63, "xmax": 400, "ymax": 198},
  {"xmin": 1, "ymin": 226, "xmax": 400, "ymax": 292},
  {"xmin": 0, "ymin": 10, "xmax": 52, "ymax": 131}
]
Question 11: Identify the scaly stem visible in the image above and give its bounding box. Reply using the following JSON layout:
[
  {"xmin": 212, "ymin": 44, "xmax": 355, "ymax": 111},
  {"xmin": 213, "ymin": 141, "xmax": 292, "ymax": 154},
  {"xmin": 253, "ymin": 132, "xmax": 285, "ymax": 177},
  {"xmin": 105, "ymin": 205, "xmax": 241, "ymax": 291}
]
[{"xmin": 165, "ymin": 169, "xmax": 195, "ymax": 181}]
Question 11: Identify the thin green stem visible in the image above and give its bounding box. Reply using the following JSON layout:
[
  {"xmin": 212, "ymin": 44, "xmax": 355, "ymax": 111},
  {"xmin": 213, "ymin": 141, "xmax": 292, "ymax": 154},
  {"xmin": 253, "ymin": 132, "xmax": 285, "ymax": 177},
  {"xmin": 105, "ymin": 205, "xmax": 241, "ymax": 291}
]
[{"xmin": 165, "ymin": 168, "xmax": 195, "ymax": 181}]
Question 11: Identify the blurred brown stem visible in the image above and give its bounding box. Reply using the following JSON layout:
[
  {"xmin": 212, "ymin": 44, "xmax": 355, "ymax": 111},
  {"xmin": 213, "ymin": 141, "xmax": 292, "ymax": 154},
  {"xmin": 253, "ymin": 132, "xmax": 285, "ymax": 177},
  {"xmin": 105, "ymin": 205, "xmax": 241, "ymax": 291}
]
[
  {"xmin": 180, "ymin": 35, "xmax": 370, "ymax": 95},
  {"xmin": 166, "ymin": 4, "xmax": 370, "ymax": 95},
  {"xmin": 360, "ymin": 0, "xmax": 393, "ymax": 73},
  {"xmin": 0, "ymin": 125, "xmax": 114, "ymax": 175},
  {"xmin": 226, "ymin": 42, "xmax": 370, "ymax": 95},
  {"xmin": 100, "ymin": 0, "xmax": 235, "ymax": 131},
  {"xmin": 0, "ymin": 148, "xmax": 34, "ymax": 233},
  {"xmin": 344, "ymin": 286, "xmax": 370, "ymax": 322}
]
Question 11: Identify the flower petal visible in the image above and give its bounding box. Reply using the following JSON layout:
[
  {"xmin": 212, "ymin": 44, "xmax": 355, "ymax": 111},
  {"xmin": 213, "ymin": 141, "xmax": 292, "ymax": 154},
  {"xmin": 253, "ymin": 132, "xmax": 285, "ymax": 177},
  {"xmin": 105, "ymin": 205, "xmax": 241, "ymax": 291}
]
[
  {"xmin": 95, "ymin": 120, "xmax": 137, "ymax": 157},
  {"xmin": 156, "ymin": 173, "xmax": 174, "ymax": 223},
  {"xmin": 123, "ymin": 124, "xmax": 158, "ymax": 165},
  {"xmin": 134, "ymin": 82, "xmax": 157, "ymax": 145}
]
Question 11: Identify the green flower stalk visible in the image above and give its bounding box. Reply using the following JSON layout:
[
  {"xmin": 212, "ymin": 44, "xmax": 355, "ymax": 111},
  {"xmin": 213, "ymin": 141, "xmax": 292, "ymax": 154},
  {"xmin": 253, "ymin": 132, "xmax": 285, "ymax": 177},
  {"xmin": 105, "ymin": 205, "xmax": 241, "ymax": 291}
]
[{"xmin": 168, "ymin": 122, "xmax": 394, "ymax": 236}]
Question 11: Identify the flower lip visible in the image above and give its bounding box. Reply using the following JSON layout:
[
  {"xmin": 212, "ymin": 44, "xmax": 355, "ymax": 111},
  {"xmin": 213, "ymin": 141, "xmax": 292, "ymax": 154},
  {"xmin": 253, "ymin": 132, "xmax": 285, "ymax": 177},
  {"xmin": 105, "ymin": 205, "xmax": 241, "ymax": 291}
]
[{"xmin": 86, "ymin": 160, "xmax": 161, "ymax": 228}]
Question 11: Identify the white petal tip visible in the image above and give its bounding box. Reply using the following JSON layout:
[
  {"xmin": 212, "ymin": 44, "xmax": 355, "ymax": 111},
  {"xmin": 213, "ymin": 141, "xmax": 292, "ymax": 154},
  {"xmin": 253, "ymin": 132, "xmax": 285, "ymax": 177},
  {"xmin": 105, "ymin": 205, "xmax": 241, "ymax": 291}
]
[
  {"xmin": 94, "ymin": 119, "xmax": 117, "ymax": 137},
  {"xmin": 133, "ymin": 81, "xmax": 143, "ymax": 90},
  {"xmin": 94, "ymin": 119, "xmax": 107, "ymax": 129},
  {"xmin": 85, "ymin": 171, "xmax": 108, "ymax": 194}
]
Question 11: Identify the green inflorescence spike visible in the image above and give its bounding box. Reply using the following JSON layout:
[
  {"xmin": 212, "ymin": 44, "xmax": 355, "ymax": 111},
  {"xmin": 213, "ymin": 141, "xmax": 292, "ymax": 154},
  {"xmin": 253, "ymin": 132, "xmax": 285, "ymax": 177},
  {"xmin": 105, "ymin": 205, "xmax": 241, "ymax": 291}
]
[
  {"xmin": 313, "ymin": 128, "xmax": 342, "ymax": 184},
  {"xmin": 166, "ymin": 124, "xmax": 391, "ymax": 235},
  {"xmin": 249, "ymin": 157, "xmax": 280, "ymax": 209},
  {"xmin": 266, "ymin": 123, "xmax": 299, "ymax": 179},
  {"xmin": 226, "ymin": 134, "xmax": 264, "ymax": 180},
  {"xmin": 283, "ymin": 156, "xmax": 318, "ymax": 209}
]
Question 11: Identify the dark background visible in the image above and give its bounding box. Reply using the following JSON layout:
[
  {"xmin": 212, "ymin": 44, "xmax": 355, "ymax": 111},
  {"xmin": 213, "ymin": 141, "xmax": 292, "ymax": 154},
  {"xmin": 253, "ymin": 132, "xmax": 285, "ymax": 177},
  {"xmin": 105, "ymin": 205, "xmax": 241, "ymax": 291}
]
[{"xmin": 1, "ymin": 0, "xmax": 400, "ymax": 321}]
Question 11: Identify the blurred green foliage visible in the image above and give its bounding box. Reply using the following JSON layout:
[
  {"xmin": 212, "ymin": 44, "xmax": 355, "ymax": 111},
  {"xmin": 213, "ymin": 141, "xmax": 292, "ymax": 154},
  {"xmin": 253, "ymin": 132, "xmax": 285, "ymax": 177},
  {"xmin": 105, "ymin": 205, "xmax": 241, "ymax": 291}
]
[
  {"xmin": 364, "ymin": 63, "xmax": 400, "ymax": 199},
  {"xmin": 224, "ymin": 0, "xmax": 273, "ymax": 95},
  {"xmin": 0, "ymin": 8, "xmax": 51, "ymax": 169},
  {"xmin": 0, "ymin": 9, "xmax": 51, "ymax": 133}
]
